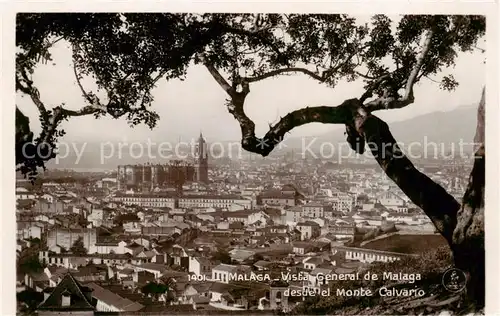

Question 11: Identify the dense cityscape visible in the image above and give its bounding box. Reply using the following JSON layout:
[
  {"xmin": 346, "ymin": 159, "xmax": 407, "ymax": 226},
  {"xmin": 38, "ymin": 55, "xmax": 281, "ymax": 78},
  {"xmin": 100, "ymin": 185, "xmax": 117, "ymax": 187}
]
[
  {"xmin": 9, "ymin": 8, "xmax": 491, "ymax": 315},
  {"xmin": 15, "ymin": 133, "xmax": 472, "ymax": 315}
]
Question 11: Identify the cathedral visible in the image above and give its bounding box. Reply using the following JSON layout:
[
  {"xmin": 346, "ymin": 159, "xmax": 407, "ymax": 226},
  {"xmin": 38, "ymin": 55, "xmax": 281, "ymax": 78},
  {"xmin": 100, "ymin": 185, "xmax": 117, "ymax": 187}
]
[{"xmin": 116, "ymin": 133, "xmax": 209, "ymax": 192}]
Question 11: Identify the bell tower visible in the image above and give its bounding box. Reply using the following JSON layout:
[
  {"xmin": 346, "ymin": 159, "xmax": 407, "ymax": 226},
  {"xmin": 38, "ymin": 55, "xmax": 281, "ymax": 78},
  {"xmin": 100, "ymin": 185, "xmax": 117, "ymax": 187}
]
[{"xmin": 195, "ymin": 132, "xmax": 209, "ymax": 183}]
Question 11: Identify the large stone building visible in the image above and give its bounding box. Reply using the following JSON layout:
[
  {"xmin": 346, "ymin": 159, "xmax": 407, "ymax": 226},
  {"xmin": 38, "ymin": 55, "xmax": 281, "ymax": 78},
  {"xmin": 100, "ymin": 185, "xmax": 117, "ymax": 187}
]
[
  {"xmin": 116, "ymin": 161, "xmax": 195, "ymax": 192},
  {"xmin": 116, "ymin": 133, "xmax": 209, "ymax": 192},
  {"xmin": 111, "ymin": 193, "xmax": 252, "ymax": 210},
  {"xmin": 331, "ymin": 245, "xmax": 418, "ymax": 264},
  {"xmin": 258, "ymin": 184, "xmax": 304, "ymax": 207}
]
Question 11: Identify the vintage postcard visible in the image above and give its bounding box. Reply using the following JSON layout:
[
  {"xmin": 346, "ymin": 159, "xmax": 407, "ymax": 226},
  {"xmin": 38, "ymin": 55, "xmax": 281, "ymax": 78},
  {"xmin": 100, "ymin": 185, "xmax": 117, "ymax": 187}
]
[{"xmin": 2, "ymin": 2, "xmax": 498, "ymax": 315}]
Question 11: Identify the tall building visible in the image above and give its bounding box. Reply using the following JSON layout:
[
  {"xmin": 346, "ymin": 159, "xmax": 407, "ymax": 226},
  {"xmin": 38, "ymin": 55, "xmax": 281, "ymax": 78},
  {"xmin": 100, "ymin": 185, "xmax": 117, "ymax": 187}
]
[
  {"xmin": 116, "ymin": 133, "xmax": 209, "ymax": 191},
  {"xmin": 194, "ymin": 132, "xmax": 209, "ymax": 184}
]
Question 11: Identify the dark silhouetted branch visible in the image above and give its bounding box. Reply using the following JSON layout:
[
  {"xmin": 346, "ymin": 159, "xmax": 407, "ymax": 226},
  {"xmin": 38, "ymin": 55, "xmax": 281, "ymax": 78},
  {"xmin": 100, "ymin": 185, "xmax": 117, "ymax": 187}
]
[{"xmin": 363, "ymin": 30, "xmax": 434, "ymax": 111}]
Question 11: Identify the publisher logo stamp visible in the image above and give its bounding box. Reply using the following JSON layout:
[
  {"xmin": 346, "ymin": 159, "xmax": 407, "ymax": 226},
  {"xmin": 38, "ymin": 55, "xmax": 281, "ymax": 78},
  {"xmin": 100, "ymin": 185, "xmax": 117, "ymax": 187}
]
[{"xmin": 442, "ymin": 268, "xmax": 467, "ymax": 293}]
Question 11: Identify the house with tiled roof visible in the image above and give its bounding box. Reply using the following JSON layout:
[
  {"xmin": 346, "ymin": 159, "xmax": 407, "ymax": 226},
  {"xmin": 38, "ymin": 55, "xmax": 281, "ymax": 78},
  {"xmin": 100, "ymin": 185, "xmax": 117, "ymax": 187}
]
[
  {"xmin": 229, "ymin": 248, "xmax": 255, "ymax": 263},
  {"xmin": 253, "ymin": 260, "xmax": 272, "ymax": 271},
  {"xmin": 258, "ymin": 188, "xmax": 300, "ymax": 207},
  {"xmin": 306, "ymin": 267, "xmax": 335, "ymax": 293},
  {"xmin": 303, "ymin": 257, "xmax": 325, "ymax": 270},
  {"xmin": 132, "ymin": 263, "xmax": 170, "ymax": 279},
  {"xmin": 86, "ymin": 282, "xmax": 144, "ymax": 312},
  {"xmin": 211, "ymin": 264, "xmax": 252, "ymax": 284},
  {"xmin": 376, "ymin": 191, "xmax": 406, "ymax": 211},
  {"xmin": 36, "ymin": 273, "xmax": 95, "ymax": 315},
  {"xmin": 296, "ymin": 221, "xmax": 321, "ymax": 241},
  {"xmin": 16, "ymin": 187, "xmax": 36, "ymax": 200},
  {"xmin": 188, "ymin": 255, "xmax": 213, "ymax": 278}
]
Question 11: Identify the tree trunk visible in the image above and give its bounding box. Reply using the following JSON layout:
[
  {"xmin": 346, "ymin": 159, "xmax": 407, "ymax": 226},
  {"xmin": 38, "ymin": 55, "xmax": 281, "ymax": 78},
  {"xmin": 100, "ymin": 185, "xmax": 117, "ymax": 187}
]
[
  {"xmin": 451, "ymin": 87, "xmax": 485, "ymax": 307},
  {"xmin": 353, "ymin": 88, "xmax": 485, "ymax": 308},
  {"xmin": 451, "ymin": 147, "xmax": 484, "ymax": 307},
  {"xmin": 15, "ymin": 107, "xmax": 34, "ymax": 165}
]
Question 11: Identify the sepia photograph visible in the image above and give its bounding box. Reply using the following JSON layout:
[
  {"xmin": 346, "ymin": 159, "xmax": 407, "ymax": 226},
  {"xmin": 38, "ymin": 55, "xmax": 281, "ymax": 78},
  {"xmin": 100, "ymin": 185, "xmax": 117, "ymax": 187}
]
[{"xmin": 10, "ymin": 10, "xmax": 492, "ymax": 316}]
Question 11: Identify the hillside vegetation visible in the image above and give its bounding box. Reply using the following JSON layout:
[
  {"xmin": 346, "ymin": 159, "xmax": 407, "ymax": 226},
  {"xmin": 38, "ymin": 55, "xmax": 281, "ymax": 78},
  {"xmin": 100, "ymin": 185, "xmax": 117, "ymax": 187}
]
[{"xmin": 292, "ymin": 246, "xmax": 481, "ymax": 315}]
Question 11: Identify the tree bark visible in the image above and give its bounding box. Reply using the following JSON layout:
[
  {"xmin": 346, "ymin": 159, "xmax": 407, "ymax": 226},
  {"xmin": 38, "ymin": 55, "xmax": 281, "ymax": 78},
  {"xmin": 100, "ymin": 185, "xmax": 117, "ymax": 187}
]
[
  {"xmin": 353, "ymin": 89, "xmax": 486, "ymax": 308},
  {"xmin": 15, "ymin": 107, "xmax": 34, "ymax": 166},
  {"xmin": 352, "ymin": 113, "xmax": 461, "ymax": 244},
  {"xmin": 450, "ymin": 87, "xmax": 485, "ymax": 307}
]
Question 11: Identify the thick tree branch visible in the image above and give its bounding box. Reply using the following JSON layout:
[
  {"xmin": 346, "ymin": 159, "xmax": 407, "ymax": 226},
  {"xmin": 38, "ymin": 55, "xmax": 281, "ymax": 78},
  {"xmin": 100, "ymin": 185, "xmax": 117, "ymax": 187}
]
[
  {"xmin": 200, "ymin": 55, "xmax": 236, "ymax": 98},
  {"xmin": 225, "ymin": 93, "xmax": 460, "ymax": 243},
  {"xmin": 16, "ymin": 60, "xmax": 104, "ymax": 160},
  {"xmin": 72, "ymin": 62, "xmax": 108, "ymax": 114},
  {"xmin": 25, "ymin": 86, "xmax": 49, "ymax": 121},
  {"xmin": 16, "ymin": 79, "xmax": 60, "ymax": 145},
  {"xmin": 16, "ymin": 67, "xmax": 50, "ymax": 121},
  {"xmin": 15, "ymin": 107, "xmax": 34, "ymax": 166},
  {"xmin": 57, "ymin": 106, "xmax": 99, "ymax": 117},
  {"xmin": 16, "ymin": 70, "xmax": 59, "ymax": 147},
  {"xmin": 245, "ymin": 67, "xmax": 324, "ymax": 82},
  {"xmin": 205, "ymin": 24, "xmax": 461, "ymax": 245},
  {"xmin": 453, "ymin": 145, "xmax": 484, "ymax": 248},
  {"xmin": 235, "ymin": 101, "xmax": 354, "ymax": 156},
  {"xmin": 473, "ymin": 87, "xmax": 485, "ymax": 152},
  {"xmin": 456, "ymin": 89, "xmax": 485, "ymax": 235}
]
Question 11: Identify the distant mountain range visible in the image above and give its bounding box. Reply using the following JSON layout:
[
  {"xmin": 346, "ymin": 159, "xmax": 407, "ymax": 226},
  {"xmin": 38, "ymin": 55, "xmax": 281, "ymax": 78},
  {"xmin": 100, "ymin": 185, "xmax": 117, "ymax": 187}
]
[
  {"xmin": 44, "ymin": 105, "xmax": 479, "ymax": 171},
  {"xmin": 285, "ymin": 104, "xmax": 479, "ymax": 151}
]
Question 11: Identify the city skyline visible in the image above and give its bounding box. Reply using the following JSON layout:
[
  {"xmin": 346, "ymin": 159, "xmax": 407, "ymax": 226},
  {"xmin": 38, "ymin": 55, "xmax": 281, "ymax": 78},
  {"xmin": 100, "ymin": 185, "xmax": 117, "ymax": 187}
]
[{"xmin": 9, "ymin": 11, "xmax": 492, "ymax": 316}]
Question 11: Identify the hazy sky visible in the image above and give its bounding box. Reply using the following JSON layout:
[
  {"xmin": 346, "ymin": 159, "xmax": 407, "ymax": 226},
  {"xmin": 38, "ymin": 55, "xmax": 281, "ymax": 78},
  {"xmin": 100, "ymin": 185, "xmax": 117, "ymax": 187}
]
[{"xmin": 16, "ymin": 19, "xmax": 486, "ymax": 144}]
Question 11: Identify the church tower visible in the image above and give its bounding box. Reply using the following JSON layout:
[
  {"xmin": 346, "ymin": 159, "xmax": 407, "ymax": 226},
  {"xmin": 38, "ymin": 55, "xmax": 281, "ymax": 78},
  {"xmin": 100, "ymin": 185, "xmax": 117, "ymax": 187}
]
[{"xmin": 195, "ymin": 132, "xmax": 209, "ymax": 183}]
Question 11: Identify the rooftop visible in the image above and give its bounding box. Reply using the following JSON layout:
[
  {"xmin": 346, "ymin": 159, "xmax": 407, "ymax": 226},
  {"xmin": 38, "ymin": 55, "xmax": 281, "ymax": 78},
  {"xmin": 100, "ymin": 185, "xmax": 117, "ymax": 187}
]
[
  {"xmin": 86, "ymin": 282, "xmax": 144, "ymax": 312},
  {"xmin": 37, "ymin": 273, "xmax": 95, "ymax": 311}
]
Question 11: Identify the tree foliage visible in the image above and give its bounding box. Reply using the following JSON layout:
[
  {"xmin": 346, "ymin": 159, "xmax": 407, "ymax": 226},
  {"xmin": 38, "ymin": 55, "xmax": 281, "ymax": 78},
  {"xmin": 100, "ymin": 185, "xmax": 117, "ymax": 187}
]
[
  {"xmin": 69, "ymin": 236, "xmax": 87, "ymax": 255},
  {"xmin": 141, "ymin": 281, "xmax": 169, "ymax": 295},
  {"xmin": 18, "ymin": 254, "xmax": 44, "ymax": 274},
  {"xmin": 17, "ymin": 289, "xmax": 44, "ymax": 311},
  {"xmin": 15, "ymin": 13, "xmax": 485, "ymax": 179},
  {"xmin": 141, "ymin": 279, "xmax": 175, "ymax": 302},
  {"xmin": 211, "ymin": 249, "xmax": 232, "ymax": 264}
]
